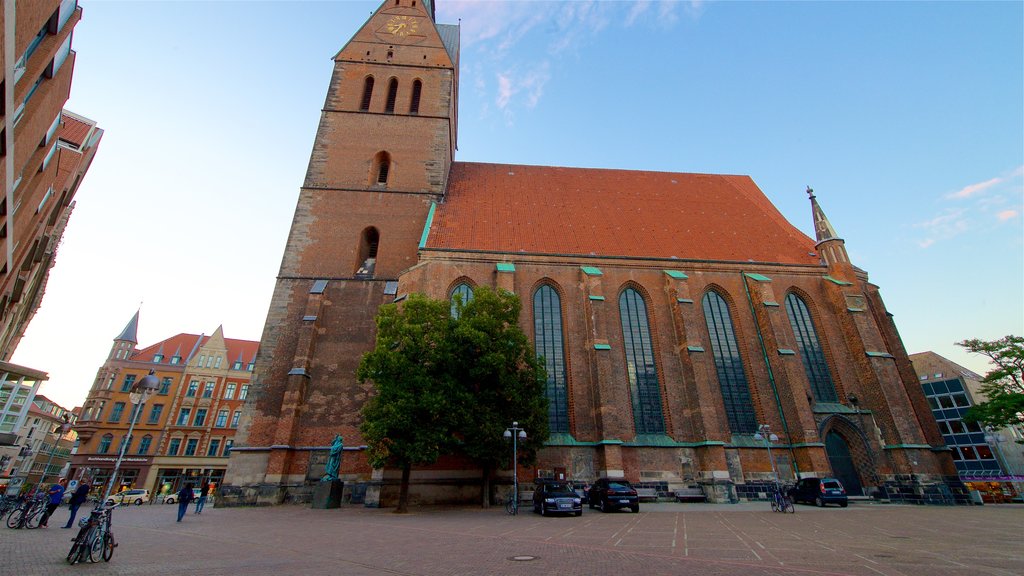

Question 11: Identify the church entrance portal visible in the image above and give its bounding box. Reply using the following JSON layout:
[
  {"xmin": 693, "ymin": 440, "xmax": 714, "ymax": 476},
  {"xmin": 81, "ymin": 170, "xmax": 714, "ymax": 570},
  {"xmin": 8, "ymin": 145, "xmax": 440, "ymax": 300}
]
[{"xmin": 825, "ymin": 431, "xmax": 864, "ymax": 496}]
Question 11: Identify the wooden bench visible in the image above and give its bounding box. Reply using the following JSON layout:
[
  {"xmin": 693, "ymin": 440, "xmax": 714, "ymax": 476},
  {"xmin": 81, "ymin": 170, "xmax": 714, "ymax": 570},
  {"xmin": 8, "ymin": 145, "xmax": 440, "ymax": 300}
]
[
  {"xmin": 674, "ymin": 487, "xmax": 707, "ymax": 502},
  {"xmin": 636, "ymin": 488, "xmax": 660, "ymax": 502}
]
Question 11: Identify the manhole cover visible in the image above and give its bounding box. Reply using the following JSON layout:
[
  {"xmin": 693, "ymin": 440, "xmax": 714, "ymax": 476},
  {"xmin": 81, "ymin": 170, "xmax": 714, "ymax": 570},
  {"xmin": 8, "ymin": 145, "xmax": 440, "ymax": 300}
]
[{"xmin": 508, "ymin": 556, "xmax": 537, "ymax": 562}]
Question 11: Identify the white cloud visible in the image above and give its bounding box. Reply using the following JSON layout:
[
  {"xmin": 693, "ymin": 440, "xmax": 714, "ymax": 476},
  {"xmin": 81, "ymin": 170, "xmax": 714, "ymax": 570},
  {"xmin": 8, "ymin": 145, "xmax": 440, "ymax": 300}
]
[
  {"xmin": 947, "ymin": 165, "xmax": 1024, "ymax": 199},
  {"xmin": 949, "ymin": 176, "xmax": 1002, "ymax": 199},
  {"xmin": 997, "ymin": 209, "xmax": 1019, "ymax": 221},
  {"xmin": 913, "ymin": 207, "xmax": 970, "ymax": 248}
]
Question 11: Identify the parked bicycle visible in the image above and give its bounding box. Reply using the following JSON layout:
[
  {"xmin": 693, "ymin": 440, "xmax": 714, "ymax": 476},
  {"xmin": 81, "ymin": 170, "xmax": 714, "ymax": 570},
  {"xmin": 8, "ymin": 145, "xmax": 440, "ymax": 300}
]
[
  {"xmin": 6, "ymin": 493, "xmax": 46, "ymax": 529},
  {"xmin": 0, "ymin": 494, "xmax": 20, "ymax": 517},
  {"xmin": 66, "ymin": 502, "xmax": 119, "ymax": 564},
  {"xmin": 505, "ymin": 495, "xmax": 519, "ymax": 516},
  {"xmin": 769, "ymin": 483, "xmax": 795, "ymax": 513}
]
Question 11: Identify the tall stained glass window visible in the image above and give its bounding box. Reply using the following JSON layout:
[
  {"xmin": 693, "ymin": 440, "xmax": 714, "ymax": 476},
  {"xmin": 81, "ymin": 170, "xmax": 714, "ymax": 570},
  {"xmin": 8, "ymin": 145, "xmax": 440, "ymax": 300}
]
[
  {"xmin": 534, "ymin": 285, "xmax": 569, "ymax": 433},
  {"xmin": 785, "ymin": 293, "xmax": 838, "ymax": 402},
  {"xmin": 619, "ymin": 288, "xmax": 665, "ymax": 435},
  {"xmin": 450, "ymin": 283, "xmax": 473, "ymax": 318},
  {"xmin": 702, "ymin": 291, "xmax": 757, "ymax": 434}
]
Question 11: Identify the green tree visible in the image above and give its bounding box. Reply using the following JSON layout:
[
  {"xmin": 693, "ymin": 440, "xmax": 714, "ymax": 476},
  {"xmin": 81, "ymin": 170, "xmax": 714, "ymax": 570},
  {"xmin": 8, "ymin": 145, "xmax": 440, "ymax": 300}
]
[
  {"xmin": 451, "ymin": 286, "xmax": 549, "ymax": 507},
  {"xmin": 957, "ymin": 335, "xmax": 1024, "ymax": 438},
  {"xmin": 357, "ymin": 294, "xmax": 463, "ymax": 513}
]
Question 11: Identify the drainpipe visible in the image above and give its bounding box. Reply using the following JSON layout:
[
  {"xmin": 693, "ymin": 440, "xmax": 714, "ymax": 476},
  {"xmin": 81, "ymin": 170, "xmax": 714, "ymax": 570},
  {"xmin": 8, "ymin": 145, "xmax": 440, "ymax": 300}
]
[{"xmin": 741, "ymin": 272, "xmax": 800, "ymax": 478}]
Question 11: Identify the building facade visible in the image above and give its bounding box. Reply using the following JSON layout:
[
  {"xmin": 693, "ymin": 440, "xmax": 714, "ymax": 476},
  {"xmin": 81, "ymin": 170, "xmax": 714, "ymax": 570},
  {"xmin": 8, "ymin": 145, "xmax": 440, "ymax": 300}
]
[
  {"xmin": 70, "ymin": 312, "xmax": 258, "ymax": 499},
  {"xmin": 911, "ymin": 351, "xmax": 1024, "ymax": 503},
  {"xmin": 0, "ymin": 359, "xmax": 46, "ymax": 489},
  {"xmin": 1, "ymin": 0, "xmax": 102, "ymax": 359},
  {"xmin": 11, "ymin": 393, "xmax": 75, "ymax": 490},
  {"xmin": 224, "ymin": 0, "xmax": 960, "ymax": 506}
]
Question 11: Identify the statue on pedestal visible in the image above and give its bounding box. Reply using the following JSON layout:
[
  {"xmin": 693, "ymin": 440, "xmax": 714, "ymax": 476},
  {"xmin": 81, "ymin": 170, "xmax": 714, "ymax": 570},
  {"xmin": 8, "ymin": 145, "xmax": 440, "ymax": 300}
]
[{"xmin": 322, "ymin": 435, "xmax": 343, "ymax": 482}]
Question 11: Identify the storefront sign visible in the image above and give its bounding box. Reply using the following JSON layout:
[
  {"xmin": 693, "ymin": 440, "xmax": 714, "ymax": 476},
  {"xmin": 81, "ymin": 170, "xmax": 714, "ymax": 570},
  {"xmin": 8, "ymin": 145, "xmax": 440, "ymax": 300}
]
[{"xmin": 86, "ymin": 457, "xmax": 151, "ymax": 464}]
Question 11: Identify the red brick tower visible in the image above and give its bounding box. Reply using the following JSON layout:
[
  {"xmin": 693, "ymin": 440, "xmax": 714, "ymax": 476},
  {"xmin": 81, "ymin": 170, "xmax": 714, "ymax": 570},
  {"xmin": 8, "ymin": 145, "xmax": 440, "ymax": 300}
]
[{"xmin": 225, "ymin": 0, "xmax": 459, "ymax": 500}]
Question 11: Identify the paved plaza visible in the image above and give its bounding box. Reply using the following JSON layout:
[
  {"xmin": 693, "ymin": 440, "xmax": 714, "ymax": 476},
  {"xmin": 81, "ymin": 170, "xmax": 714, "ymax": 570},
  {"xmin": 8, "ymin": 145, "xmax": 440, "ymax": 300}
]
[{"xmin": 1, "ymin": 500, "xmax": 1021, "ymax": 575}]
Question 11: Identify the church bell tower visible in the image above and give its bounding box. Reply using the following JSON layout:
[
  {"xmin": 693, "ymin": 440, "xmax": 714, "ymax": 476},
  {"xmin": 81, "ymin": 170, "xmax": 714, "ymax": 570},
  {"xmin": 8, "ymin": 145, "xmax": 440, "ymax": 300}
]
[{"xmin": 225, "ymin": 0, "xmax": 460, "ymax": 498}]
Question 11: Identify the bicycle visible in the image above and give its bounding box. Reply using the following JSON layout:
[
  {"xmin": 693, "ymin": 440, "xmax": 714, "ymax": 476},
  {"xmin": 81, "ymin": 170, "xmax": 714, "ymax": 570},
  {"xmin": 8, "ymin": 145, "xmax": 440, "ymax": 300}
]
[
  {"xmin": 6, "ymin": 493, "xmax": 46, "ymax": 529},
  {"xmin": 769, "ymin": 483, "xmax": 795, "ymax": 513},
  {"xmin": 505, "ymin": 495, "xmax": 518, "ymax": 516},
  {"xmin": 0, "ymin": 495, "xmax": 19, "ymax": 517},
  {"xmin": 66, "ymin": 502, "xmax": 119, "ymax": 564}
]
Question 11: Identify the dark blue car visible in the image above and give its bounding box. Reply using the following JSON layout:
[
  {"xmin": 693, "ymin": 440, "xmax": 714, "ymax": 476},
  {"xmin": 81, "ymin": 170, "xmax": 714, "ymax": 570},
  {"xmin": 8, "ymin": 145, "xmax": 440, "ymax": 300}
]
[{"xmin": 788, "ymin": 477, "xmax": 848, "ymax": 507}]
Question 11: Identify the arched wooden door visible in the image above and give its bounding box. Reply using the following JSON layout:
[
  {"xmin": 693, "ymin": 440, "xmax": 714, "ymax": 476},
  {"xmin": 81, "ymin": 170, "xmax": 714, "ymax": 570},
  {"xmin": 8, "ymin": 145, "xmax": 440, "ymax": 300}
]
[{"xmin": 825, "ymin": 431, "xmax": 864, "ymax": 496}]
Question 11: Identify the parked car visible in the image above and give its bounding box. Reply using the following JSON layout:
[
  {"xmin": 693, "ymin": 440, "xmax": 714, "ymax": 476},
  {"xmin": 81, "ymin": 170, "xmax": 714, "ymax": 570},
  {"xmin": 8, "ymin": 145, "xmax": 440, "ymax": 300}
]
[
  {"xmin": 164, "ymin": 488, "xmax": 211, "ymax": 505},
  {"xmin": 532, "ymin": 480, "xmax": 583, "ymax": 516},
  {"xmin": 588, "ymin": 478, "xmax": 639, "ymax": 513},
  {"xmin": 107, "ymin": 488, "xmax": 150, "ymax": 505},
  {"xmin": 788, "ymin": 477, "xmax": 848, "ymax": 507}
]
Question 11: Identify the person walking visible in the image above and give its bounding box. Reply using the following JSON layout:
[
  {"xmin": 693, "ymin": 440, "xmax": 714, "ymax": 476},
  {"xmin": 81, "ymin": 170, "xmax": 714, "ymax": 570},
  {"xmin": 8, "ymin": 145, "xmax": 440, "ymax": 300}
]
[
  {"xmin": 194, "ymin": 481, "xmax": 210, "ymax": 514},
  {"xmin": 61, "ymin": 479, "xmax": 91, "ymax": 529},
  {"xmin": 39, "ymin": 479, "xmax": 66, "ymax": 527},
  {"xmin": 176, "ymin": 483, "xmax": 194, "ymax": 522}
]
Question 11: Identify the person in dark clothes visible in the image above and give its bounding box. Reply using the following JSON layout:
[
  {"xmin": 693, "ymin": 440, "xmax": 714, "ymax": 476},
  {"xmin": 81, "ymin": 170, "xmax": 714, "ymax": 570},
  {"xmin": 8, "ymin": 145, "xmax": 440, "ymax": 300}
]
[
  {"xmin": 176, "ymin": 483, "xmax": 194, "ymax": 522},
  {"xmin": 194, "ymin": 481, "xmax": 210, "ymax": 514},
  {"xmin": 61, "ymin": 479, "xmax": 91, "ymax": 529}
]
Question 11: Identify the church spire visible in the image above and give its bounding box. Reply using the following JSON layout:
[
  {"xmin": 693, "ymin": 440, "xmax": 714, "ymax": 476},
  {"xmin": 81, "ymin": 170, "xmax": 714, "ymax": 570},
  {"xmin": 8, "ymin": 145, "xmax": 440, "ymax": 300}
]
[
  {"xmin": 110, "ymin": 309, "xmax": 140, "ymax": 361},
  {"xmin": 807, "ymin": 187, "xmax": 855, "ymax": 281},
  {"xmin": 115, "ymin": 309, "xmax": 139, "ymax": 344},
  {"xmin": 808, "ymin": 186, "xmax": 840, "ymax": 243}
]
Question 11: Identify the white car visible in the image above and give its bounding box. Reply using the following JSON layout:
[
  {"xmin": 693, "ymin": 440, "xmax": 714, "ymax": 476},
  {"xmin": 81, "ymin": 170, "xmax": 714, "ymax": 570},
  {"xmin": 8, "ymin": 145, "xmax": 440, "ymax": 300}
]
[
  {"xmin": 164, "ymin": 488, "xmax": 213, "ymax": 505},
  {"xmin": 107, "ymin": 488, "xmax": 150, "ymax": 505}
]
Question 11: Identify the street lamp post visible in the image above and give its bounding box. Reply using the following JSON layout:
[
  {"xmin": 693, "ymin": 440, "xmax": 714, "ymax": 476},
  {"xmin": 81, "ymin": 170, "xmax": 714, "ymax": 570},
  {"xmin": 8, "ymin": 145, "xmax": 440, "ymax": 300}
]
[
  {"xmin": 101, "ymin": 370, "xmax": 160, "ymax": 503},
  {"xmin": 38, "ymin": 416, "xmax": 72, "ymax": 486},
  {"xmin": 754, "ymin": 423, "xmax": 780, "ymax": 486},
  {"xmin": 503, "ymin": 421, "xmax": 527, "ymax": 514}
]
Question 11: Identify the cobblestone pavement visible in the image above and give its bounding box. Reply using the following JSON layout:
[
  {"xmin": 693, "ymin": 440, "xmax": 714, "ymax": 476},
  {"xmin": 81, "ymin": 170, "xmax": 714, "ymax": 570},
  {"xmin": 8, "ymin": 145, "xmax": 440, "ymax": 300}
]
[{"xmin": 1, "ymin": 500, "xmax": 1021, "ymax": 576}]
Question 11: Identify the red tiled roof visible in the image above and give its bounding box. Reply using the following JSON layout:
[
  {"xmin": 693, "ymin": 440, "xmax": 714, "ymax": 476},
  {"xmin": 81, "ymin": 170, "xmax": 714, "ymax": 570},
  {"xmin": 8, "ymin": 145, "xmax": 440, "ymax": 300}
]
[
  {"xmin": 426, "ymin": 163, "xmax": 818, "ymax": 265},
  {"xmin": 133, "ymin": 333, "xmax": 259, "ymax": 365},
  {"xmin": 58, "ymin": 114, "xmax": 93, "ymax": 148}
]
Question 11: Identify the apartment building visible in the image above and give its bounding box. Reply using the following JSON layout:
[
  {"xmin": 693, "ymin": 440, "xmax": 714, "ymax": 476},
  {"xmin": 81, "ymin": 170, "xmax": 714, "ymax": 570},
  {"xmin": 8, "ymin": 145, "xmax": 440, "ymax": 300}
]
[
  {"xmin": 1, "ymin": 0, "xmax": 102, "ymax": 358},
  {"xmin": 71, "ymin": 311, "xmax": 258, "ymax": 498}
]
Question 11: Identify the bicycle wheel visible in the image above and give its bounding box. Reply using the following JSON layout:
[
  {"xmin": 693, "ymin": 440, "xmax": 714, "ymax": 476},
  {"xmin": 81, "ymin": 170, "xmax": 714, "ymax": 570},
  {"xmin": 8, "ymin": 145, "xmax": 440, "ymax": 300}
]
[
  {"xmin": 505, "ymin": 499, "xmax": 515, "ymax": 515},
  {"xmin": 784, "ymin": 498, "xmax": 795, "ymax": 513},
  {"xmin": 101, "ymin": 531, "xmax": 115, "ymax": 561},
  {"xmin": 6, "ymin": 508, "xmax": 24, "ymax": 529},
  {"xmin": 770, "ymin": 496, "xmax": 779, "ymax": 512},
  {"xmin": 67, "ymin": 526, "xmax": 89, "ymax": 565},
  {"xmin": 66, "ymin": 541, "xmax": 82, "ymax": 565},
  {"xmin": 25, "ymin": 509, "xmax": 43, "ymax": 529},
  {"xmin": 88, "ymin": 527, "xmax": 105, "ymax": 563}
]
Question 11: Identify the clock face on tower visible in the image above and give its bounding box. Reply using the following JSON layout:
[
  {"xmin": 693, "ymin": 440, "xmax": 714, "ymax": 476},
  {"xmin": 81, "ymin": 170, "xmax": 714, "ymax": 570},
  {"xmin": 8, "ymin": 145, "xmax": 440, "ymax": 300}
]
[{"xmin": 386, "ymin": 15, "xmax": 419, "ymax": 37}]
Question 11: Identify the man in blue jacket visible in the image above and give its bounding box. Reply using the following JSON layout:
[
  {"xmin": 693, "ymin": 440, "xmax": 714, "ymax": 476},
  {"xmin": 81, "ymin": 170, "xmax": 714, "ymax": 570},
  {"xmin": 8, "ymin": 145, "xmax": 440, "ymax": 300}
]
[{"xmin": 39, "ymin": 479, "xmax": 66, "ymax": 527}]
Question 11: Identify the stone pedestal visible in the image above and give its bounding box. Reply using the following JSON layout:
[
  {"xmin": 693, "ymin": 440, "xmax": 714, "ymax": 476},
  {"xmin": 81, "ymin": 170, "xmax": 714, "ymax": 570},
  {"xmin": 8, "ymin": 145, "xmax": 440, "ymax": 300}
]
[{"xmin": 311, "ymin": 480, "xmax": 343, "ymax": 509}]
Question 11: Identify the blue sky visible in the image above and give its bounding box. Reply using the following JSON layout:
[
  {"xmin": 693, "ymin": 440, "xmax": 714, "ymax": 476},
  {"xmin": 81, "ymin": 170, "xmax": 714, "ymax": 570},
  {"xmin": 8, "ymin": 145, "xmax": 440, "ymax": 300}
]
[{"xmin": 12, "ymin": 1, "xmax": 1022, "ymax": 410}]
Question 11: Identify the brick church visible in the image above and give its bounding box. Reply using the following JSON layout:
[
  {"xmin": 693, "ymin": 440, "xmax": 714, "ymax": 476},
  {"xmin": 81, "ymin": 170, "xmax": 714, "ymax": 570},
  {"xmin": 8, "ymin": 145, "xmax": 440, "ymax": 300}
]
[{"xmin": 224, "ymin": 0, "xmax": 958, "ymax": 505}]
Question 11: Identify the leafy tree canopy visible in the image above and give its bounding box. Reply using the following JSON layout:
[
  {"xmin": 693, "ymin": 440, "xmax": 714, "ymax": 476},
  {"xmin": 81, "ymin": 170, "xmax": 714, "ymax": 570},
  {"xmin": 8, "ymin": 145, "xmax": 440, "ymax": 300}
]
[
  {"xmin": 957, "ymin": 335, "xmax": 1024, "ymax": 435},
  {"xmin": 357, "ymin": 294, "xmax": 464, "ymax": 471},
  {"xmin": 451, "ymin": 286, "xmax": 549, "ymax": 471}
]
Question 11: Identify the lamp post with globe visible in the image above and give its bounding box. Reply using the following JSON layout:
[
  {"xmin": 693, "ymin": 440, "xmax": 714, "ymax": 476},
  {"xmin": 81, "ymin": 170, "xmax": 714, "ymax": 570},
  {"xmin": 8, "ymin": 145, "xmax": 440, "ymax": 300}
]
[{"xmin": 503, "ymin": 422, "xmax": 527, "ymax": 515}]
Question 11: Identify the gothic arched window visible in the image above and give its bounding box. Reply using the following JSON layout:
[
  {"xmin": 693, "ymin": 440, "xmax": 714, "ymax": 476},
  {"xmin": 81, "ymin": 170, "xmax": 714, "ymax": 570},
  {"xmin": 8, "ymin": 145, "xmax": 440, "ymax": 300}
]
[
  {"xmin": 360, "ymin": 76, "xmax": 374, "ymax": 111},
  {"xmin": 702, "ymin": 290, "xmax": 757, "ymax": 434},
  {"xmin": 409, "ymin": 79, "xmax": 422, "ymax": 114},
  {"xmin": 534, "ymin": 284, "xmax": 568, "ymax": 433},
  {"xmin": 385, "ymin": 78, "xmax": 399, "ymax": 113},
  {"xmin": 619, "ymin": 288, "xmax": 665, "ymax": 435},
  {"xmin": 373, "ymin": 151, "xmax": 391, "ymax": 185},
  {"xmin": 356, "ymin": 227, "xmax": 379, "ymax": 277},
  {"xmin": 785, "ymin": 293, "xmax": 838, "ymax": 402},
  {"xmin": 450, "ymin": 283, "xmax": 473, "ymax": 318}
]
